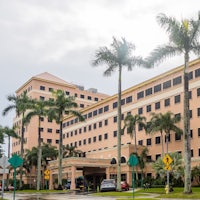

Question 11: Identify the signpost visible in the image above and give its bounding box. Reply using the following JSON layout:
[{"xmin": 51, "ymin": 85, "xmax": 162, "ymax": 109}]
[
  {"xmin": 8, "ymin": 154, "xmax": 23, "ymax": 200},
  {"xmin": 128, "ymin": 154, "xmax": 138, "ymax": 199},
  {"xmin": 44, "ymin": 169, "xmax": 50, "ymax": 190},
  {"xmin": 162, "ymin": 154, "xmax": 173, "ymax": 192}
]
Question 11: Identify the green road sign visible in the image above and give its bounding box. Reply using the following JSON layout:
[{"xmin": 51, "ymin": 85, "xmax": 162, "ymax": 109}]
[
  {"xmin": 8, "ymin": 154, "xmax": 23, "ymax": 168},
  {"xmin": 128, "ymin": 154, "xmax": 138, "ymax": 167}
]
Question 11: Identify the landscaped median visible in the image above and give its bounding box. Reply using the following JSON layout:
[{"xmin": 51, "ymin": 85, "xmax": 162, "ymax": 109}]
[{"xmin": 93, "ymin": 187, "xmax": 200, "ymax": 199}]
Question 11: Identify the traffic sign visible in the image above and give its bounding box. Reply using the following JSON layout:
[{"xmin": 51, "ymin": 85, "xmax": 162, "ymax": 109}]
[
  {"xmin": 44, "ymin": 175, "xmax": 50, "ymax": 180},
  {"xmin": 128, "ymin": 154, "xmax": 138, "ymax": 167},
  {"xmin": 8, "ymin": 154, "xmax": 23, "ymax": 168},
  {"xmin": 0, "ymin": 156, "xmax": 10, "ymax": 168},
  {"xmin": 44, "ymin": 169, "xmax": 50, "ymax": 176},
  {"xmin": 162, "ymin": 154, "xmax": 173, "ymax": 165},
  {"xmin": 164, "ymin": 165, "xmax": 172, "ymax": 171}
]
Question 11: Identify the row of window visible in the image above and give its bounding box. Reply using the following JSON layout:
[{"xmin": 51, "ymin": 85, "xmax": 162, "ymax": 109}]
[
  {"xmin": 39, "ymin": 86, "xmax": 100, "ymax": 101},
  {"xmin": 138, "ymin": 88, "xmax": 200, "ymax": 115},
  {"xmin": 137, "ymin": 68, "xmax": 200, "ymax": 100}
]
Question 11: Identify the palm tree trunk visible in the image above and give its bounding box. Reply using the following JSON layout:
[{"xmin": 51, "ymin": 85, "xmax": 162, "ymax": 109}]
[
  {"xmin": 161, "ymin": 132, "xmax": 164, "ymax": 157},
  {"xmin": 117, "ymin": 65, "xmax": 122, "ymax": 191},
  {"xmin": 183, "ymin": 53, "xmax": 192, "ymax": 193},
  {"xmin": 166, "ymin": 133, "xmax": 169, "ymax": 188},
  {"xmin": 19, "ymin": 114, "xmax": 25, "ymax": 189},
  {"xmin": 8, "ymin": 136, "xmax": 10, "ymax": 158},
  {"xmin": 37, "ymin": 119, "xmax": 42, "ymax": 191},
  {"xmin": 134, "ymin": 128, "xmax": 137, "ymax": 153},
  {"xmin": 58, "ymin": 120, "xmax": 63, "ymax": 189}
]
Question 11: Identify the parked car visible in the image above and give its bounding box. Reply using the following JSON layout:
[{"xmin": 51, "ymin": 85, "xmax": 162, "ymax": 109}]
[
  {"xmin": 121, "ymin": 181, "xmax": 129, "ymax": 191},
  {"xmin": 100, "ymin": 179, "xmax": 116, "ymax": 192}
]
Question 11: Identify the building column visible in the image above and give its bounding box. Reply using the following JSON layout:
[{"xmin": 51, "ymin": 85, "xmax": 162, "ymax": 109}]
[
  {"xmin": 49, "ymin": 171, "xmax": 53, "ymax": 190},
  {"xmin": 127, "ymin": 169, "xmax": 132, "ymax": 186},
  {"xmin": 106, "ymin": 167, "xmax": 110, "ymax": 179},
  {"xmin": 71, "ymin": 166, "xmax": 76, "ymax": 190}
]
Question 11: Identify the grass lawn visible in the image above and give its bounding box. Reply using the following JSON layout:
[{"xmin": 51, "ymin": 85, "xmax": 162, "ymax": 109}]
[{"xmin": 94, "ymin": 187, "xmax": 200, "ymax": 199}]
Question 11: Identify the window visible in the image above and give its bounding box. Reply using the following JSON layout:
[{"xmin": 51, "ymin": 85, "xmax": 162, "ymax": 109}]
[
  {"xmin": 80, "ymin": 94, "xmax": 85, "ymax": 99},
  {"xmin": 163, "ymin": 80, "xmax": 171, "ymax": 89},
  {"xmin": 113, "ymin": 102, "xmax": 117, "ymax": 109},
  {"xmin": 55, "ymin": 140, "xmax": 59, "ymax": 144},
  {"xmin": 99, "ymin": 135, "xmax": 102, "ymax": 141},
  {"xmin": 145, "ymin": 88, "xmax": 152, "ymax": 96},
  {"xmin": 56, "ymin": 129, "xmax": 60, "ymax": 133},
  {"xmin": 155, "ymin": 102, "xmax": 160, "ymax": 110},
  {"xmin": 164, "ymin": 98, "xmax": 170, "ymax": 107},
  {"xmin": 49, "ymin": 88, "xmax": 53, "ymax": 92},
  {"xmin": 126, "ymin": 96, "xmax": 132, "ymax": 103},
  {"xmin": 146, "ymin": 138, "xmax": 151, "ymax": 146},
  {"xmin": 99, "ymin": 121, "xmax": 102, "ymax": 128},
  {"xmin": 84, "ymin": 127, "xmax": 87, "ymax": 132},
  {"xmin": 93, "ymin": 110, "xmax": 97, "ymax": 116},
  {"xmin": 165, "ymin": 134, "xmax": 171, "ymax": 142},
  {"xmin": 154, "ymin": 84, "xmax": 161, "ymax": 93},
  {"xmin": 98, "ymin": 108, "xmax": 103, "ymax": 114},
  {"xmin": 191, "ymin": 149, "xmax": 194, "ymax": 157},
  {"xmin": 79, "ymin": 141, "xmax": 82, "ymax": 146},
  {"xmin": 137, "ymin": 91, "xmax": 144, "ymax": 99},
  {"xmin": 40, "ymin": 86, "xmax": 45, "ymax": 90},
  {"xmin": 174, "ymin": 95, "xmax": 181, "ymax": 104},
  {"xmin": 121, "ymin": 157, "xmax": 126, "ymax": 163},
  {"xmin": 138, "ymin": 140, "xmax": 143, "ymax": 145},
  {"xmin": 147, "ymin": 156, "xmax": 152, "ymax": 162},
  {"xmin": 197, "ymin": 108, "xmax": 200, "ymax": 116},
  {"xmin": 113, "ymin": 116, "xmax": 117, "ymax": 123},
  {"xmin": 40, "ymin": 117, "xmax": 44, "ymax": 121},
  {"xmin": 156, "ymin": 154, "xmax": 161, "ymax": 160},
  {"xmin": 198, "ymin": 128, "xmax": 200, "ymax": 136},
  {"xmin": 88, "ymin": 138, "xmax": 91, "ymax": 144},
  {"xmin": 173, "ymin": 76, "xmax": 182, "ymax": 86},
  {"xmin": 190, "ymin": 130, "xmax": 193, "ymax": 138},
  {"xmin": 40, "ymin": 96, "xmax": 45, "ymax": 101},
  {"xmin": 155, "ymin": 136, "xmax": 160, "ymax": 144},
  {"xmin": 70, "ymin": 131, "xmax": 73, "ymax": 137},
  {"xmin": 189, "ymin": 91, "xmax": 192, "ymax": 99},
  {"xmin": 47, "ymin": 128, "xmax": 52, "ymax": 133},
  {"xmin": 146, "ymin": 105, "xmax": 151, "ymax": 112},
  {"xmin": 40, "ymin": 128, "xmax": 44, "ymax": 132},
  {"xmin": 48, "ymin": 118, "xmax": 52, "ymax": 122},
  {"xmin": 190, "ymin": 110, "xmax": 192, "ymax": 118},
  {"xmin": 104, "ymin": 119, "xmax": 108, "ymax": 126},
  {"xmin": 83, "ymin": 139, "xmax": 86, "ymax": 145},
  {"xmin": 93, "ymin": 136, "xmax": 96, "ymax": 142},
  {"xmin": 94, "ymin": 97, "xmax": 98, "ymax": 101},
  {"xmin": 88, "ymin": 112, "xmax": 92, "ymax": 118},
  {"xmin": 88, "ymin": 125, "xmax": 91, "ymax": 131},
  {"xmin": 47, "ymin": 139, "xmax": 52, "ymax": 144},
  {"xmin": 189, "ymin": 71, "xmax": 193, "ymax": 80},
  {"xmin": 79, "ymin": 128, "xmax": 82, "ymax": 134},
  {"xmin": 175, "ymin": 113, "xmax": 181, "ymax": 120},
  {"xmin": 175, "ymin": 133, "xmax": 181, "ymax": 140},
  {"xmin": 138, "ymin": 124, "xmax": 143, "ymax": 131},
  {"xmin": 104, "ymin": 133, "xmax": 108, "ymax": 140},
  {"xmin": 93, "ymin": 123, "xmax": 96, "ymax": 129},
  {"xmin": 195, "ymin": 68, "xmax": 200, "ymax": 77},
  {"xmin": 138, "ymin": 107, "xmax": 143, "ymax": 114},
  {"xmin": 88, "ymin": 96, "xmax": 92, "ymax": 100},
  {"xmin": 113, "ymin": 131, "xmax": 117, "ymax": 137},
  {"xmin": 74, "ymin": 130, "xmax": 77, "ymax": 135},
  {"xmin": 104, "ymin": 105, "xmax": 109, "ymax": 112},
  {"xmin": 197, "ymin": 88, "xmax": 200, "ymax": 97},
  {"xmin": 66, "ymin": 91, "xmax": 70, "ymax": 95}
]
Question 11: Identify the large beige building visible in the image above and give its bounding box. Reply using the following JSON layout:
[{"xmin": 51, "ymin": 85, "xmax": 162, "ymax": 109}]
[
  {"xmin": 12, "ymin": 72, "xmax": 109, "ymax": 155},
  {"xmin": 12, "ymin": 59, "xmax": 200, "ymax": 189}
]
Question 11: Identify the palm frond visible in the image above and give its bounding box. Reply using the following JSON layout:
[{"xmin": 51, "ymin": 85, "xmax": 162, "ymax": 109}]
[{"xmin": 146, "ymin": 44, "xmax": 182, "ymax": 66}]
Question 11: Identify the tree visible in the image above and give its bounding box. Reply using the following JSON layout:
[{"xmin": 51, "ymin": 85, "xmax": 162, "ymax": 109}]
[
  {"xmin": 124, "ymin": 114, "xmax": 146, "ymax": 153},
  {"xmin": 63, "ymin": 144, "xmax": 82, "ymax": 158},
  {"xmin": 146, "ymin": 112, "xmax": 182, "ymax": 157},
  {"xmin": 92, "ymin": 37, "xmax": 147, "ymax": 191},
  {"xmin": 0, "ymin": 125, "xmax": 5, "ymax": 157},
  {"xmin": 25, "ymin": 99, "xmax": 52, "ymax": 191},
  {"xmin": 1, "ymin": 126, "xmax": 19, "ymax": 158},
  {"xmin": 2, "ymin": 91, "xmax": 33, "ymax": 189},
  {"xmin": 48, "ymin": 90, "xmax": 84, "ymax": 189},
  {"xmin": 146, "ymin": 12, "xmax": 200, "ymax": 193}
]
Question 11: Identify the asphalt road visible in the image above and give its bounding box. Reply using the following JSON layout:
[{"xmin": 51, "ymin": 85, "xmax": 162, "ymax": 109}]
[{"xmin": 3, "ymin": 192, "xmax": 117, "ymax": 200}]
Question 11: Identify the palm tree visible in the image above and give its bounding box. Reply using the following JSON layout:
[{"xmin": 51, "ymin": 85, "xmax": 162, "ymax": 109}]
[
  {"xmin": 48, "ymin": 90, "xmax": 84, "ymax": 189},
  {"xmin": 124, "ymin": 114, "xmax": 146, "ymax": 153},
  {"xmin": 146, "ymin": 112, "xmax": 182, "ymax": 188},
  {"xmin": 0, "ymin": 125, "xmax": 5, "ymax": 156},
  {"xmin": 63, "ymin": 144, "xmax": 82, "ymax": 158},
  {"xmin": 25, "ymin": 99, "xmax": 52, "ymax": 191},
  {"xmin": 92, "ymin": 37, "xmax": 147, "ymax": 191},
  {"xmin": 146, "ymin": 12, "xmax": 200, "ymax": 193},
  {"xmin": 2, "ymin": 91, "xmax": 33, "ymax": 189},
  {"xmin": 2, "ymin": 126, "xmax": 19, "ymax": 158}
]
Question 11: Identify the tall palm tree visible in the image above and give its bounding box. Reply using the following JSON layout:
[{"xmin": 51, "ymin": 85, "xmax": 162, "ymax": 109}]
[
  {"xmin": 2, "ymin": 91, "xmax": 33, "ymax": 189},
  {"xmin": 124, "ymin": 114, "xmax": 146, "ymax": 153},
  {"xmin": 25, "ymin": 99, "xmax": 52, "ymax": 191},
  {"xmin": 48, "ymin": 90, "xmax": 84, "ymax": 189},
  {"xmin": 146, "ymin": 12, "xmax": 200, "ymax": 193},
  {"xmin": 0, "ymin": 125, "xmax": 5, "ymax": 156},
  {"xmin": 92, "ymin": 37, "xmax": 147, "ymax": 191},
  {"xmin": 63, "ymin": 144, "xmax": 82, "ymax": 158},
  {"xmin": 146, "ymin": 112, "xmax": 182, "ymax": 188}
]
